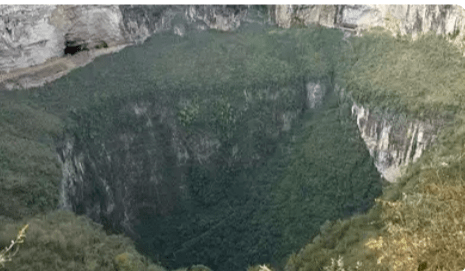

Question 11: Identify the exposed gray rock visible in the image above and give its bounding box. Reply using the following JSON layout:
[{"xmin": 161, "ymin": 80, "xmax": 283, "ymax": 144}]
[
  {"xmin": 2, "ymin": 5, "xmax": 465, "ymax": 86},
  {"xmin": 306, "ymin": 81, "xmax": 326, "ymax": 109},
  {"xmin": 273, "ymin": 5, "xmax": 465, "ymax": 53},
  {"xmin": 184, "ymin": 5, "xmax": 248, "ymax": 31},
  {"xmin": 351, "ymin": 103, "xmax": 446, "ymax": 182},
  {"xmin": 53, "ymin": 5, "xmax": 126, "ymax": 51},
  {"xmin": 0, "ymin": 5, "xmax": 248, "ymax": 75},
  {"xmin": 0, "ymin": 5, "xmax": 62, "ymax": 72},
  {"xmin": 272, "ymin": 5, "xmax": 338, "ymax": 29}
]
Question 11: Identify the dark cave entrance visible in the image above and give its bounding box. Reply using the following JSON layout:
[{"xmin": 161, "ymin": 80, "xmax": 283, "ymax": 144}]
[{"xmin": 64, "ymin": 41, "xmax": 89, "ymax": 56}]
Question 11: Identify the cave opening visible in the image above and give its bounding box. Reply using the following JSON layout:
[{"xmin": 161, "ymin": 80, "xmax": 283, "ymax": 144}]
[{"xmin": 64, "ymin": 41, "xmax": 89, "ymax": 56}]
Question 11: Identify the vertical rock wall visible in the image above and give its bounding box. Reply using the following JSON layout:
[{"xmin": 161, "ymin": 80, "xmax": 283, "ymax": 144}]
[
  {"xmin": 0, "ymin": 5, "xmax": 249, "ymax": 73},
  {"xmin": 1, "ymin": 5, "xmax": 464, "ymax": 83},
  {"xmin": 351, "ymin": 103, "xmax": 446, "ymax": 182},
  {"xmin": 273, "ymin": 5, "xmax": 465, "ymax": 36},
  {"xmin": 273, "ymin": 5, "xmax": 465, "ymax": 53}
]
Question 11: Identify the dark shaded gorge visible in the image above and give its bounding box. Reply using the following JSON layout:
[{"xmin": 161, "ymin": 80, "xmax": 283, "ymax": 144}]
[{"xmin": 25, "ymin": 21, "xmax": 384, "ymax": 271}]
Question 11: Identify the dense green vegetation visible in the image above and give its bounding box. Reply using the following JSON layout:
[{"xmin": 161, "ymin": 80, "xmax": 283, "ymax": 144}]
[
  {"xmin": 345, "ymin": 27, "xmax": 465, "ymax": 119},
  {"xmin": 0, "ymin": 18, "xmax": 382, "ymax": 271},
  {"xmin": 56, "ymin": 23, "xmax": 377, "ymax": 271},
  {"xmin": 270, "ymin": 90, "xmax": 383, "ymax": 262},
  {"xmin": 3, "ymin": 11, "xmax": 464, "ymax": 271},
  {"xmin": 0, "ymin": 210, "xmax": 166, "ymax": 271},
  {"xmin": 0, "ymin": 98, "xmax": 62, "ymax": 220},
  {"xmin": 1, "ymin": 19, "xmax": 367, "ymax": 271},
  {"xmin": 283, "ymin": 28, "xmax": 465, "ymax": 271}
]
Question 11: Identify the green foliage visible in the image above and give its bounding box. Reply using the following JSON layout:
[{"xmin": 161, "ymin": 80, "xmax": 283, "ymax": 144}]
[
  {"xmin": 283, "ymin": 206, "xmax": 388, "ymax": 271},
  {"xmin": 282, "ymin": 26, "xmax": 465, "ymax": 271},
  {"xmin": 271, "ymin": 91, "xmax": 383, "ymax": 261},
  {"xmin": 114, "ymin": 252, "xmax": 166, "ymax": 271},
  {"xmin": 0, "ymin": 98, "xmax": 63, "ymax": 220},
  {"xmin": 187, "ymin": 264, "xmax": 212, "ymax": 271},
  {"xmin": 95, "ymin": 41, "xmax": 109, "ymax": 49},
  {"xmin": 344, "ymin": 27, "xmax": 465, "ymax": 119},
  {"xmin": 0, "ymin": 210, "xmax": 165, "ymax": 271},
  {"xmin": 0, "ymin": 19, "xmax": 426, "ymax": 271},
  {"xmin": 178, "ymin": 100, "xmax": 200, "ymax": 129},
  {"xmin": 152, "ymin": 26, "xmax": 348, "ymax": 95}
]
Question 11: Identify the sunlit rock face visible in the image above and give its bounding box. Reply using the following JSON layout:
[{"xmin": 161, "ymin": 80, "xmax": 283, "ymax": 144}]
[
  {"xmin": 53, "ymin": 6, "xmax": 126, "ymax": 53},
  {"xmin": 273, "ymin": 5, "xmax": 465, "ymax": 46},
  {"xmin": 0, "ymin": 5, "xmax": 63, "ymax": 72},
  {"xmin": 351, "ymin": 103, "xmax": 446, "ymax": 182},
  {"xmin": 119, "ymin": 5, "xmax": 248, "ymax": 43},
  {"xmin": 272, "ymin": 5, "xmax": 339, "ymax": 29},
  {"xmin": 2, "ymin": 5, "xmax": 464, "ymax": 81},
  {"xmin": 0, "ymin": 5, "xmax": 248, "ymax": 73}
]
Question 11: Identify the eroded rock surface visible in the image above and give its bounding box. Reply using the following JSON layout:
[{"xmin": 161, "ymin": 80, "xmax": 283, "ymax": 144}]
[
  {"xmin": 273, "ymin": 5, "xmax": 465, "ymax": 38},
  {"xmin": 0, "ymin": 5, "xmax": 249, "ymax": 88},
  {"xmin": 273, "ymin": 4, "xmax": 465, "ymax": 57},
  {"xmin": 351, "ymin": 103, "xmax": 446, "ymax": 182},
  {"xmin": 0, "ymin": 5, "xmax": 62, "ymax": 72},
  {"xmin": 2, "ymin": 5, "xmax": 465, "ymax": 88}
]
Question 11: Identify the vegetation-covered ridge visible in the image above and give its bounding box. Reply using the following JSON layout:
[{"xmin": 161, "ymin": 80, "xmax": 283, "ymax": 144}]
[
  {"xmin": 275, "ymin": 28, "xmax": 465, "ymax": 271},
  {"xmin": 345, "ymin": 27, "xmax": 465, "ymax": 120}
]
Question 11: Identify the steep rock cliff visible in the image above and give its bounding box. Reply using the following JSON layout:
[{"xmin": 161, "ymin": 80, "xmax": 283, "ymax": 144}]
[
  {"xmin": 273, "ymin": 5, "xmax": 465, "ymax": 35},
  {"xmin": 350, "ymin": 103, "xmax": 447, "ymax": 183},
  {"xmin": 329, "ymin": 82, "xmax": 448, "ymax": 183},
  {"xmin": 2, "ymin": 5, "xmax": 465, "ymax": 89},
  {"xmin": 0, "ymin": 5, "xmax": 248, "ymax": 88},
  {"xmin": 273, "ymin": 5, "xmax": 465, "ymax": 52}
]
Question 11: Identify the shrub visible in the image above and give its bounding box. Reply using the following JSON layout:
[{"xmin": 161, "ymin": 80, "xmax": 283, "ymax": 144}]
[
  {"xmin": 0, "ymin": 224, "xmax": 29, "ymax": 268},
  {"xmin": 0, "ymin": 210, "xmax": 165, "ymax": 271}
]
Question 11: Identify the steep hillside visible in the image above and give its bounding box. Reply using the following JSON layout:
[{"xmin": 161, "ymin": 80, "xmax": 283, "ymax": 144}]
[{"xmin": 280, "ymin": 27, "xmax": 465, "ymax": 271}]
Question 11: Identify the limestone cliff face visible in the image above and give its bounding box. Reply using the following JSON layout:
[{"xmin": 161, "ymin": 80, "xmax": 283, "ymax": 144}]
[
  {"xmin": 351, "ymin": 103, "xmax": 446, "ymax": 182},
  {"xmin": 0, "ymin": 5, "xmax": 125, "ymax": 73},
  {"xmin": 273, "ymin": 5, "xmax": 465, "ymax": 52},
  {"xmin": 118, "ymin": 5, "xmax": 248, "ymax": 42},
  {"xmin": 273, "ymin": 5, "xmax": 465, "ymax": 35},
  {"xmin": 0, "ymin": 5, "xmax": 248, "ymax": 75},
  {"xmin": 2, "ymin": 5, "xmax": 465, "ymax": 85},
  {"xmin": 0, "ymin": 6, "xmax": 62, "ymax": 73}
]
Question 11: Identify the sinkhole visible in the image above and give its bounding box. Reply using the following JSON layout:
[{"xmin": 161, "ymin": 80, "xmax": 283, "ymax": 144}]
[{"xmin": 52, "ymin": 22, "xmax": 383, "ymax": 271}]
